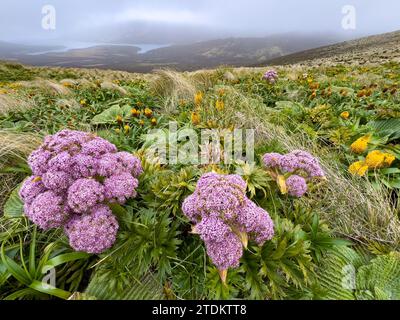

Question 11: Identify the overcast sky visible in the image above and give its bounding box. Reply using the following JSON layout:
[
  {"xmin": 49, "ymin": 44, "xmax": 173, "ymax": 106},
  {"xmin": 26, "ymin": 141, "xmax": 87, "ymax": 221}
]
[{"xmin": 0, "ymin": 0, "xmax": 399, "ymax": 43}]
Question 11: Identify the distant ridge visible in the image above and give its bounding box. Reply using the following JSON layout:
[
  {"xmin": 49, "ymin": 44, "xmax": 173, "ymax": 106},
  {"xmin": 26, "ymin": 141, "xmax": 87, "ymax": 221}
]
[{"xmin": 258, "ymin": 30, "xmax": 400, "ymax": 66}]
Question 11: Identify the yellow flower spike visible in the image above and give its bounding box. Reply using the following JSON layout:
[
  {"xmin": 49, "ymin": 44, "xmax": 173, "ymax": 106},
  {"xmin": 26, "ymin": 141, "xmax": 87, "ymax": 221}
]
[
  {"xmin": 124, "ymin": 125, "xmax": 131, "ymax": 133},
  {"xmin": 80, "ymin": 99, "xmax": 87, "ymax": 105},
  {"xmin": 383, "ymin": 153, "xmax": 396, "ymax": 166},
  {"xmin": 238, "ymin": 231, "xmax": 248, "ymax": 249},
  {"xmin": 215, "ymin": 100, "xmax": 225, "ymax": 111},
  {"xmin": 144, "ymin": 108, "xmax": 153, "ymax": 118},
  {"xmin": 340, "ymin": 111, "xmax": 350, "ymax": 119},
  {"xmin": 178, "ymin": 99, "xmax": 186, "ymax": 107},
  {"xmin": 277, "ymin": 175, "xmax": 287, "ymax": 195},
  {"xmin": 115, "ymin": 128, "xmax": 121, "ymax": 134},
  {"xmin": 131, "ymin": 108, "xmax": 140, "ymax": 117},
  {"xmin": 151, "ymin": 118, "xmax": 157, "ymax": 126},
  {"xmin": 116, "ymin": 115, "xmax": 123, "ymax": 124},
  {"xmin": 191, "ymin": 112, "xmax": 201, "ymax": 125},
  {"xmin": 365, "ymin": 150, "xmax": 386, "ymax": 169},
  {"xmin": 194, "ymin": 91, "xmax": 203, "ymax": 105},
  {"xmin": 32, "ymin": 176, "xmax": 42, "ymax": 183},
  {"xmin": 138, "ymin": 120, "xmax": 145, "ymax": 127},
  {"xmin": 349, "ymin": 161, "xmax": 369, "ymax": 176},
  {"xmin": 350, "ymin": 135, "xmax": 370, "ymax": 154},
  {"xmin": 190, "ymin": 225, "xmax": 199, "ymax": 234},
  {"xmin": 218, "ymin": 269, "xmax": 228, "ymax": 285}
]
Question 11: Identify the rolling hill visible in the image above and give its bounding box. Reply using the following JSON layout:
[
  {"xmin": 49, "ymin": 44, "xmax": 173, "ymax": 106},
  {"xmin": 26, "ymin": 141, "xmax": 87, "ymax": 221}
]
[{"xmin": 261, "ymin": 30, "xmax": 400, "ymax": 66}]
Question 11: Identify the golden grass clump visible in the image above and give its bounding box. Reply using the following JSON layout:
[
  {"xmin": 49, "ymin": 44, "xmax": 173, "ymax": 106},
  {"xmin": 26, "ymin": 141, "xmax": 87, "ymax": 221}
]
[
  {"xmin": 0, "ymin": 94, "xmax": 35, "ymax": 115},
  {"xmin": 16, "ymin": 79, "xmax": 72, "ymax": 95},
  {"xmin": 0, "ymin": 130, "xmax": 43, "ymax": 215},
  {"xmin": 149, "ymin": 69, "xmax": 219, "ymax": 114}
]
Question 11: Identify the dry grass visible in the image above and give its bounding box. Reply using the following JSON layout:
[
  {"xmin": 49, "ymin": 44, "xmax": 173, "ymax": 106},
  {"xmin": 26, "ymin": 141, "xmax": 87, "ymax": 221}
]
[
  {"xmin": 149, "ymin": 69, "xmax": 219, "ymax": 113},
  {"xmin": 16, "ymin": 79, "xmax": 72, "ymax": 95},
  {"xmin": 0, "ymin": 93, "xmax": 36, "ymax": 115},
  {"xmin": 0, "ymin": 130, "xmax": 42, "ymax": 164},
  {"xmin": 0, "ymin": 130, "xmax": 43, "ymax": 215}
]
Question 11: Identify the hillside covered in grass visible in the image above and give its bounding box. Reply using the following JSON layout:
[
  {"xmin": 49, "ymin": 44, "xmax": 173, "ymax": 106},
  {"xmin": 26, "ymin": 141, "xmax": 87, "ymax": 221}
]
[{"xmin": 0, "ymin": 57, "xmax": 399, "ymax": 300}]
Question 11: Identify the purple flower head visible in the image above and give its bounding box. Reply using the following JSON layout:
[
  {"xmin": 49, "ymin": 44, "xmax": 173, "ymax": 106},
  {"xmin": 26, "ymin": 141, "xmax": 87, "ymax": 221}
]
[
  {"xmin": 81, "ymin": 137, "xmax": 117, "ymax": 157},
  {"xmin": 262, "ymin": 152, "xmax": 283, "ymax": 169},
  {"xmin": 96, "ymin": 153, "xmax": 123, "ymax": 177},
  {"xmin": 195, "ymin": 216, "xmax": 232, "ymax": 243},
  {"xmin": 194, "ymin": 173, "xmax": 247, "ymax": 212},
  {"xmin": 67, "ymin": 178, "xmax": 105, "ymax": 213},
  {"xmin": 42, "ymin": 170, "xmax": 73, "ymax": 192},
  {"xmin": 44, "ymin": 130, "xmax": 90, "ymax": 154},
  {"xmin": 205, "ymin": 232, "xmax": 243, "ymax": 270},
  {"xmin": 23, "ymin": 130, "xmax": 141, "ymax": 254},
  {"xmin": 279, "ymin": 153, "xmax": 299, "ymax": 173},
  {"xmin": 262, "ymin": 70, "xmax": 278, "ymax": 83},
  {"xmin": 278, "ymin": 150, "xmax": 325, "ymax": 178},
  {"xmin": 71, "ymin": 154, "xmax": 98, "ymax": 179},
  {"xmin": 286, "ymin": 175, "xmax": 308, "ymax": 198},
  {"xmin": 28, "ymin": 148, "xmax": 51, "ymax": 175},
  {"xmin": 182, "ymin": 194, "xmax": 201, "ymax": 223},
  {"xmin": 65, "ymin": 205, "xmax": 119, "ymax": 254},
  {"xmin": 115, "ymin": 152, "xmax": 143, "ymax": 177},
  {"xmin": 19, "ymin": 176, "xmax": 46, "ymax": 205},
  {"xmin": 47, "ymin": 151, "xmax": 72, "ymax": 172},
  {"xmin": 236, "ymin": 199, "xmax": 274, "ymax": 245},
  {"xmin": 103, "ymin": 173, "xmax": 138, "ymax": 204},
  {"xmin": 182, "ymin": 172, "xmax": 275, "ymax": 271},
  {"xmin": 27, "ymin": 191, "xmax": 70, "ymax": 230}
]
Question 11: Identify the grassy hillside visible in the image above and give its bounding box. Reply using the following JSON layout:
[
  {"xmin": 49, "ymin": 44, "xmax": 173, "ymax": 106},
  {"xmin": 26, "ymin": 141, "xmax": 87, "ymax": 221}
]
[
  {"xmin": 0, "ymin": 55, "xmax": 399, "ymax": 300},
  {"xmin": 262, "ymin": 30, "xmax": 400, "ymax": 66}
]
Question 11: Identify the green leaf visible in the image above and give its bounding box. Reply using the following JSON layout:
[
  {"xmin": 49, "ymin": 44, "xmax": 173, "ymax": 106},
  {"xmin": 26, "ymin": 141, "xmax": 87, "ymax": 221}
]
[
  {"xmin": 368, "ymin": 119, "xmax": 400, "ymax": 139},
  {"xmin": 85, "ymin": 271, "xmax": 165, "ymax": 300},
  {"xmin": 3, "ymin": 288, "xmax": 39, "ymax": 300},
  {"xmin": 91, "ymin": 105, "xmax": 122, "ymax": 124},
  {"xmin": 44, "ymin": 252, "xmax": 91, "ymax": 270},
  {"xmin": 29, "ymin": 226, "xmax": 37, "ymax": 277},
  {"xmin": 29, "ymin": 280, "xmax": 71, "ymax": 299},
  {"xmin": 1, "ymin": 241, "xmax": 31, "ymax": 285},
  {"xmin": 3, "ymin": 184, "xmax": 24, "ymax": 218}
]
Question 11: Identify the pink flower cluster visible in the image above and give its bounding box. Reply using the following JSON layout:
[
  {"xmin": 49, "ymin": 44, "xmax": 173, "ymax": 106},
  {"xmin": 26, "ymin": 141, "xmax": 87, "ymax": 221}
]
[
  {"xmin": 182, "ymin": 172, "xmax": 274, "ymax": 271},
  {"xmin": 262, "ymin": 69, "xmax": 278, "ymax": 83},
  {"xmin": 20, "ymin": 130, "xmax": 143, "ymax": 254},
  {"xmin": 262, "ymin": 150, "xmax": 325, "ymax": 197}
]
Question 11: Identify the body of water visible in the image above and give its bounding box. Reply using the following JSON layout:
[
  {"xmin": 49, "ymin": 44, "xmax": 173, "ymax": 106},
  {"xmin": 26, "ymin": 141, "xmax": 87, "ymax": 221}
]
[{"xmin": 27, "ymin": 41, "xmax": 170, "ymax": 55}]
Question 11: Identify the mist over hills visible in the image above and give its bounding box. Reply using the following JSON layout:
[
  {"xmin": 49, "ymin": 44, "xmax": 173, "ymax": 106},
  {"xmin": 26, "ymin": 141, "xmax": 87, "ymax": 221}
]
[{"xmin": 0, "ymin": 32, "xmax": 347, "ymax": 72}]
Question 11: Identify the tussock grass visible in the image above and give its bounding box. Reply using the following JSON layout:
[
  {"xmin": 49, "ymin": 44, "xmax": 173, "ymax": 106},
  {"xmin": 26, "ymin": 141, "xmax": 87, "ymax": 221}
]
[
  {"xmin": 149, "ymin": 69, "xmax": 218, "ymax": 113},
  {"xmin": 150, "ymin": 69, "xmax": 198, "ymax": 113},
  {"xmin": 100, "ymin": 81, "xmax": 128, "ymax": 95},
  {"xmin": 16, "ymin": 79, "xmax": 72, "ymax": 95},
  {"xmin": 0, "ymin": 129, "xmax": 42, "ymax": 165},
  {"xmin": 0, "ymin": 130, "xmax": 43, "ymax": 215},
  {"xmin": 0, "ymin": 94, "xmax": 35, "ymax": 115}
]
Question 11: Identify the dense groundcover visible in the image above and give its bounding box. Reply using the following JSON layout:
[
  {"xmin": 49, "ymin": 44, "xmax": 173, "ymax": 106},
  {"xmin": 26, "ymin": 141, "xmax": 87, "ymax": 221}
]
[{"xmin": 0, "ymin": 62, "xmax": 399, "ymax": 300}]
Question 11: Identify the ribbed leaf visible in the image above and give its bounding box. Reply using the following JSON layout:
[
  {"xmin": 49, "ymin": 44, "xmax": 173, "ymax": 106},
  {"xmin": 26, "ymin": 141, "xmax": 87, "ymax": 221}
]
[
  {"xmin": 85, "ymin": 271, "xmax": 165, "ymax": 300},
  {"xmin": 368, "ymin": 119, "xmax": 400, "ymax": 139},
  {"xmin": 3, "ymin": 184, "xmax": 24, "ymax": 218}
]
